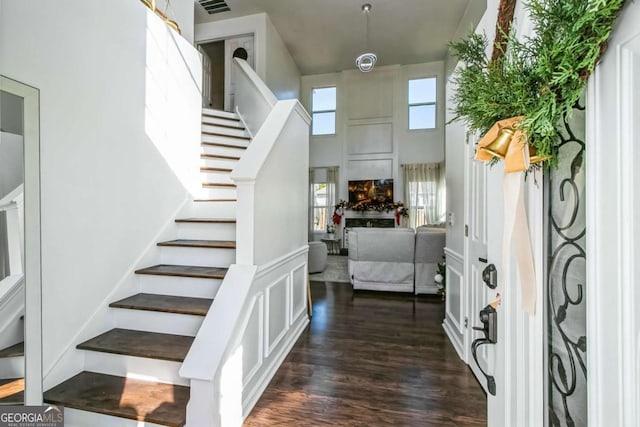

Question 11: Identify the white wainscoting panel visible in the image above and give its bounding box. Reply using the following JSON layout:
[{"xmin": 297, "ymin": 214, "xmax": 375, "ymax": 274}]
[
  {"xmin": 265, "ymin": 275, "xmax": 290, "ymax": 357},
  {"xmin": 446, "ymin": 265, "xmax": 464, "ymax": 335},
  {"xmin": 291, "ymin": 263, "xmax": 307, "ymax": 322},
  {"xmin": 346, "ymin": 70, "xmax": 394, "ymax": 120},
  {"xmin": 443, "ymin": 248, "xmax": 465, "ymax": 359},
  {"xmin": 241, "ymin": 295, "xmax": 264, "ymax": 388},
  {"xmin": 347, "ymin": 122, "xmax": 393, "ymax": 155},
  {"xmin": 347, "ymin": 159, "xmax": 393, "ymax": 181}
]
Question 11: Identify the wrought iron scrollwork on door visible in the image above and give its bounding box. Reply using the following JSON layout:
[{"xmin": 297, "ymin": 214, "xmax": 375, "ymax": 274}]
[{"xmin": 547, "ymin": 104, "xmax": 587, "ymax": 426}]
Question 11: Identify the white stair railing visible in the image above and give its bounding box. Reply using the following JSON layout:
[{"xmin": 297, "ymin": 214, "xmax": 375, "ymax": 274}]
[
  {"xmin": 0, "ymin": 185, "xmax": 24, "ymax": 279},
  {"xmin": 0, "ymin": 185, "xmax": 25, "ymax": 353},
  {"xmin": 232, "ymin": 58, "xmax": 277, "ymax": 138}
]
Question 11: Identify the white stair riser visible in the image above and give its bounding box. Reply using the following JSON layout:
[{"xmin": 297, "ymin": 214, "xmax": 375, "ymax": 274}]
[
  {"xmin": 0, "ymin": 356, "xmax": 24, "ymax": 378},
  {"xmin": 198, "ymin": 187, "xmax": 237, "ymax": 200},
  {"xmin": 137, "ymin": 275, "xmax": 221, "ymax": 299},
  {"xmin": 202, "ymin": 124, "xmax": 247, "ymax": 138},
  {"xmin": 112, "ymin": 309, "xmax": 203, "ymax": 336},
  {"xmin": 176, "ymin": 222, "xmax": 236, "ymax": 241},
  {"xmin": 202, "ymin": 108, "xmax": 238, "ymax": 119},
  {"xmin": 83, "ymin": 352, "xmax": 188, "ymax": 386},
  {"xmin": 201, "ymin": 157, "xmax": 239, "ymax": 170},
  {"xmin": 192, "ymin": 200, "xmax": 237, "ymax": 217},
  {"xmin": 159, "ymin": 246, "xmax": 235, "ymax": 267},
  {"xmin": 202, "ymin": 115, "xmax": 243, "ymax": 127},
  {"xmin": 202, "ymin": 134, "xmax": 249, "ymax": 148},
  {"xmin": 63, "ymin": 407, "xmax": 167, "ymax": 427},
  {"xmin": 202, "ymin": 144, "xmax": 246, "ymax": 158},
  {"xmin": 202, "ymin": 171, "xmax": 233, "ymax": 184}
]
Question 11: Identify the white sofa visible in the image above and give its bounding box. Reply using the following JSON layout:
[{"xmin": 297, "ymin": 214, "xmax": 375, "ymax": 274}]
[
  {"xmin": 348, "ymin": 226, "xmax": 445, "ymax": 294},
  {"xmin": 348, "ymin": 228, "xmax": 416, "ymax": 292}
]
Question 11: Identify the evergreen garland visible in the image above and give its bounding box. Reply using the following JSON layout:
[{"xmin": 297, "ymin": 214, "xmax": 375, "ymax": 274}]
[{"xmin": 449, "ymin": 0, "xmax": 626, "ymax": 164}]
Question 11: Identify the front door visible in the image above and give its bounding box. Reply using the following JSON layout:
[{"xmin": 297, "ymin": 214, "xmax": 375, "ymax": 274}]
[{"xmin": 465, "ymin": 133, "xmax": 494, "ymax": 391}]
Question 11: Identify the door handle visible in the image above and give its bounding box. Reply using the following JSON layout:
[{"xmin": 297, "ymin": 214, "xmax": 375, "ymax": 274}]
[
  {"xmin": 478, "ymin": 257, "xmax": 488, "ymax": 263},
  {"xmin": 471, "ymin": 304, "xmax": 497, "ymax": 395}
]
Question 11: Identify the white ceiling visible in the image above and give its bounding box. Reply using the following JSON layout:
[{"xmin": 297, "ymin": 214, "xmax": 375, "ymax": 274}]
[{"xmin": 195, "ymin": 0, "xmax": 486, "ymax": 75}]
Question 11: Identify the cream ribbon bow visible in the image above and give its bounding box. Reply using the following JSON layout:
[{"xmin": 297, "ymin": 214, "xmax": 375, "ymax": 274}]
[{"xmin": 476, "ymin": 116, "xmax": 537, "ymax": 316}]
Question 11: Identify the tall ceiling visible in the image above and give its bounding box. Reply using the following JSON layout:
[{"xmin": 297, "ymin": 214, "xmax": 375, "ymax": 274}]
[{"xmin": 195, "ymin": 0, "xmax": 487, "ymax": 75}]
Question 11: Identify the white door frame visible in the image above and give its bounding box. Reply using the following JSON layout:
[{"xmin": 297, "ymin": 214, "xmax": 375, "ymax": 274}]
[
  {"xmin": 586, "ymin": 2, "xmax": 640, "ymax": 425},
  {"xmin": 0, "ymin": 75, "xmax": 43, "ymax": 404}
]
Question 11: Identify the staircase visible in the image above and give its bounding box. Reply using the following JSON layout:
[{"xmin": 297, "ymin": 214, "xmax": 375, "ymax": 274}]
[
  {"xmin": 0, "ymin": 340, "xmax": 24, "ymax": 405},
  {"xmin": 43, "ymin": 108, "xmax": 249, "ymax": 426}
]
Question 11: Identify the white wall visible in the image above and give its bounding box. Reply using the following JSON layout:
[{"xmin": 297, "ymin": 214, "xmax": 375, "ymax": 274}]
[
  {"xmin": 301, "ymin": 61, "xmax": 445, "ymax": 215},
  {"xmin": 0, "ymin": 0, "xmax": 201, "ymax": 383},
  {"xmin": 149, "ymin": 0, "xmax": 195, "ymax": 43},
  {"xmin": 265, "ymin": 15, "xmax": 300, "ymax": 100},
  {"xmin": 195, "ymin": 13, "xmax": 300, "ymax": 101}
]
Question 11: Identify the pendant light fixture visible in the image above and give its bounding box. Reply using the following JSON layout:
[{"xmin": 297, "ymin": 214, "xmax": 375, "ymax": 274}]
[{"xmin": 355, "ymin": 3, "xmax": 377, "ymax": 72}]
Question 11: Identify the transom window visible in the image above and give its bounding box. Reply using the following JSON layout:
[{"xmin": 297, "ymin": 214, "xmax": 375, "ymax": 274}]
[
  {"xmin": 311, "ymin": 86, "xmax": 336, "ymax": 135},
  {"xmin": 408, "ymin": 77, "xmax": 436, "ymax": 130}
]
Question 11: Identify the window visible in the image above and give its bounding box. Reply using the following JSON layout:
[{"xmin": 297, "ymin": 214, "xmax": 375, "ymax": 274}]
[
  {"xmin": 311, "ymin": 86, "xmax": 336, "ymax": 135},
  {"xmin": 402, "ymin": 163, "xmax": 445, "ymax": 228},
  {"xmin": 311, "ymin": 183, "xmax": 330, "ymax": 231},
  {"xmin": 309, "ymin": 166, "xmax": 338, "ymax": 236},
  {"xmin": 408, "ymin": 77, "xmax": 436, "ymax": 130}
]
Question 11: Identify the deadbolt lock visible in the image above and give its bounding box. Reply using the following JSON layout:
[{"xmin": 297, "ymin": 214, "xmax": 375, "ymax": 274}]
[{"xmin": 482, "ymin": 264, "xmax": 497, "ymax": 289}]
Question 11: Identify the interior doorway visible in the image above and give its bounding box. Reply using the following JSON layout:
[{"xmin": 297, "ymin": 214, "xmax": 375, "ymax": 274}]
[
  {"xmin": 0, "ymin": 75, "xmax": 42, "ymax": 405},
  {"xmin": 198, "ymin": 34, "xmax": 254, "ymax": 112}
]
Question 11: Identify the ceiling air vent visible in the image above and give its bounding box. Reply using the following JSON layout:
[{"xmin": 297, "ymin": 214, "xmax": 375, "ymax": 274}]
[{"xmin": 198, "ymin": 0, "xmax": 230, "ymax": 14}]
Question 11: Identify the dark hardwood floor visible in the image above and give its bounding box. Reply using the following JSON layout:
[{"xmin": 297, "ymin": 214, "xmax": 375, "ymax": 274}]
[{"xmin": 244, "ymin": 281, "xmax": 487, "ymax": 426}]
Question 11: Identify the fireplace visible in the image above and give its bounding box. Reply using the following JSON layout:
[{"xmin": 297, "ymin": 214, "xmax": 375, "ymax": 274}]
[{"xmin": 345, "ymin": 218, "xmax": 395, "ymax": 228}]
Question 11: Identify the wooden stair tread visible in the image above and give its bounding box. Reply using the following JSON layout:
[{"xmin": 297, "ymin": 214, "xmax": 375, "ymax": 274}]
[
  {"xmin": 77, "ymin": 328, "xmax": 194, "ymax": 362},
  {"xmin": 44, "ymin": 371, "xmax": 189, "ymax": 427},
  {"xmin": 0, "ymin": 342, "xmax": 24, "ymax": 358},
  {"xmin": 202, "ymin": 141, "xmax": 247, "ymax": 150},
  {"xmin": 202, "ymin": 121, "xmax": 244, "ymax": 129},
  {"xmin": 202, "ymin": 131, "xmax": 250, "ymax": 140},
  {"xmin": 202, "ymin": 182, "xmax": 236, "ymax": 188},
  {"xmin": 201, "ymin": 166, "xmax": 232, "ymax": 173},
  {"xmin": 201, "ymin": 153, "xmax": 240, "ymax": 160},
  {"xmin": 0, "ymin": 378, "xmax": 24, "ymax": 404},
  {"xmin": 110, "ymin": 293, "xmax": 212, "ymax": 316},
  {"xmin": 157, "ymin": 239, "xmax": 236, "ymax": 249},
  {"xmin": 175, "ymin": 218, "xmax": 236, "ymax": 223},
  {"xmin": 194, "ymin": 198, "xmax": 237, "ymax": 202},
  {"xmin": 135, "ymin": 264, "xmax": 227, "ymax": 279}
]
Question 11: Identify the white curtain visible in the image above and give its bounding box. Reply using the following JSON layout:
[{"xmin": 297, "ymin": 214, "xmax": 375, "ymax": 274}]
[
  {"xmin": 326, "ymin": 166, "xmax": 338, "ymax": 214},
  {"xmin": 402, "ymin": 163, "xmax": 445, "ymax": 228},
  {"xmin": 308, "ymin": 166, "xmax": 339, "ymax": 239}
]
